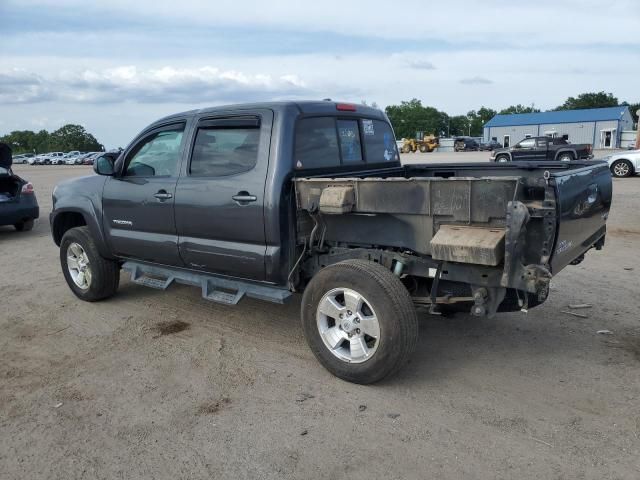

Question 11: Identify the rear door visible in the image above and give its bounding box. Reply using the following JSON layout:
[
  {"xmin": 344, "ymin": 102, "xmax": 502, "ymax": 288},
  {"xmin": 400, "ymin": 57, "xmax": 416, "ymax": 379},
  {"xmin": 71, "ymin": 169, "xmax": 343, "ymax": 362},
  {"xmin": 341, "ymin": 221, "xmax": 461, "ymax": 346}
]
[
  {"xmin": 102, "ymin": 122, "xmax": 186, "ymax": 266},
  {"xmin": 550, "ymin": 162, "xmax": 612, "ymax": 273},
  {"xmin": 534, "ymin": 137, "xmax": 550, "ymax": 160},
  {"xmin": 174, "ymin": 110, "xmax": 272, "ymax": 280}
]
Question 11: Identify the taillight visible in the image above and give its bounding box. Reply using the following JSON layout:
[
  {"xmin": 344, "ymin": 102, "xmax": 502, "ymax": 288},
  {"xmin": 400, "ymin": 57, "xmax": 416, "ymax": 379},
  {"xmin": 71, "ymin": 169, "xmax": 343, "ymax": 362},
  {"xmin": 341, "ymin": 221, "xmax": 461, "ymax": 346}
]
[
  {"xmin": 21, "ymin": 182, "xmax": 34, "ymax": 194},
  {"xmin": 336, "ymin": 103, "xmax": 357, "ymax": 112}
]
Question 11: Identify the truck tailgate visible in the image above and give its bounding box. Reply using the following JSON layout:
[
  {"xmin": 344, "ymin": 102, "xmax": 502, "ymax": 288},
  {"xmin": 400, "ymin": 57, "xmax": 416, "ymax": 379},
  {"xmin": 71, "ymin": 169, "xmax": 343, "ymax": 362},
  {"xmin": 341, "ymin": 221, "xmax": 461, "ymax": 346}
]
[{"xmin": 550, "ymin": 161, "xmax": 612, "ymax": 273}]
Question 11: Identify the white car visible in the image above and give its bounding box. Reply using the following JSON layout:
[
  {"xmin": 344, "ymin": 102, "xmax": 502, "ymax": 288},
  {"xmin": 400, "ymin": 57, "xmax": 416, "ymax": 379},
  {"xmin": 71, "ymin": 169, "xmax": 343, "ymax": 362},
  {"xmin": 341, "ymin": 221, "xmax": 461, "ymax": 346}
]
[
  {"xmin": 48, "ymin": 152, "xmax": 67, "ymax": 165},
  {"xmin": 603, "ymin": 149, "xmax": 640, "ymax": 178}
]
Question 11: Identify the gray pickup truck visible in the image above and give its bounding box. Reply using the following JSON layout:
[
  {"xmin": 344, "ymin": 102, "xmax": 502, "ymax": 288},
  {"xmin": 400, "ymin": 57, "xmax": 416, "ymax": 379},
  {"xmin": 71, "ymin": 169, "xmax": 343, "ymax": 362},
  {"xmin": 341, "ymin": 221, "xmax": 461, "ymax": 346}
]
[{"xmin": 50, "ymin": 101, "xmax": 612, "ymax": 383}]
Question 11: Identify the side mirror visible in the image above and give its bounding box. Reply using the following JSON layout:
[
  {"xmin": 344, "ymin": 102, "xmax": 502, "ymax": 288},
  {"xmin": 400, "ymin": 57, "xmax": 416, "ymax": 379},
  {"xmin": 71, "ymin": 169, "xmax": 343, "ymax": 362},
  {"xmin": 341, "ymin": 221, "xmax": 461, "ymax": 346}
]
[{"xmin": 94, "ymin": 154, "xmax": 116, "ymax": 176}]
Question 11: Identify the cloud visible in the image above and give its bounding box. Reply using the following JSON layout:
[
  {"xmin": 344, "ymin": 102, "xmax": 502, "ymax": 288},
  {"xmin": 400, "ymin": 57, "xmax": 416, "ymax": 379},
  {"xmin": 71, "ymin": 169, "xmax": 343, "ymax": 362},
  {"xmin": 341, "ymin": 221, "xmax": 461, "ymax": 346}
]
[
  {"xmin": 459, "ymin": 76, "xmax": 493, "ymax": 85},
  {"xmin": 0, "ymin": 66, "xmax": 312, "ymax": 104},
  {"xmin": 0, "ymin": 69, "xmax": 53, "ymax": 103},
  {"xmin": 406, "ymin": 59, "xmax": 436, "ymax": 70}
]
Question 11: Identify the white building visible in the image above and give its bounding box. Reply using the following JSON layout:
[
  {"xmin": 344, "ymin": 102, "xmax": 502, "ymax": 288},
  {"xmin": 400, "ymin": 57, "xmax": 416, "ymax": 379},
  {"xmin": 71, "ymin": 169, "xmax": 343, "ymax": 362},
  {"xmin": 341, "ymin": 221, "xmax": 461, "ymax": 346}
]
[{"xmin": 483, "ymin": 106, "xmax": 634, "ymax": 149}]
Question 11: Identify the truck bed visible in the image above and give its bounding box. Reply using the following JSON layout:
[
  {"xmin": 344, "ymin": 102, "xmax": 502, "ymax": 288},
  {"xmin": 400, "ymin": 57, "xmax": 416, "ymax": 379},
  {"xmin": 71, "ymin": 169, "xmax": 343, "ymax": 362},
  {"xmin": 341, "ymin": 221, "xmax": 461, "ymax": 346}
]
[{"xmin": 294, "ymin": 161, "xmax": 611, "ymax": 314}]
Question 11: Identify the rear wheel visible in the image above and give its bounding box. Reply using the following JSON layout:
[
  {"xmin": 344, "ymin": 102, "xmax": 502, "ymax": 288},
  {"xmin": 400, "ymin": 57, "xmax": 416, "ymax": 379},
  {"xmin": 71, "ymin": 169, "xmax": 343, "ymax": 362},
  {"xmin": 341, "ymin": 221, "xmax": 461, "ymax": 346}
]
[
  {"xmin": 301, "ymin": 259, "xmax": 418, "ymax": 384},
  {"xmin": 558, "ymin": 153, "xmax": 574, "ymax": 162},
  {"xmin": 611, "ymin": 159, "xmax": 633, "ymax": 178},
  {"xmin": 60, "ymin": 226, "xmax": 120, "ymax": 301},
  {"xmin": 14, "ymin": 219, "xmax": 34, "ymax": 231},
  {"xmin": 418, "ymin": 144, "xmax": 428, "ymax": 153}
]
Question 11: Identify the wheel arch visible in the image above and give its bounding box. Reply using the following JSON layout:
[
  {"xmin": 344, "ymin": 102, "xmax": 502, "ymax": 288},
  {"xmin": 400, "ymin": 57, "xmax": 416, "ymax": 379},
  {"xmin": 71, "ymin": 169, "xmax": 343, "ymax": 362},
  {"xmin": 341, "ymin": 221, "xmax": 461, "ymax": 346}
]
[
  {"xmin": 554, "ymin": 149, "xmax": 576, "ymax": 160},
  {"xmin": 51, "ymin": 208, "xmax": 112, "ymax": 258}
]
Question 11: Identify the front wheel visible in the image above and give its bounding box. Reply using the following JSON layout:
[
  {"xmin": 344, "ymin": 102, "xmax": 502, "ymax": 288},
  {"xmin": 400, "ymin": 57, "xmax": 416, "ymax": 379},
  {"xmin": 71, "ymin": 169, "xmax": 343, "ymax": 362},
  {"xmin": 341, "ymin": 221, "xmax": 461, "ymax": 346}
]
[
  {"xmin": 301, "ymin": 260, "xmax": 418, "ymax": 384},
  {"xmin": 611, "ymin": 159, "xmax": 633, "ymax": 178},
  {"xmin": 60, "ymin": 226, "xmax": 120, "ymax": 301},
  {"xmin": 496, "ymin": 154, "xmax": 509, "ymax": 163}
]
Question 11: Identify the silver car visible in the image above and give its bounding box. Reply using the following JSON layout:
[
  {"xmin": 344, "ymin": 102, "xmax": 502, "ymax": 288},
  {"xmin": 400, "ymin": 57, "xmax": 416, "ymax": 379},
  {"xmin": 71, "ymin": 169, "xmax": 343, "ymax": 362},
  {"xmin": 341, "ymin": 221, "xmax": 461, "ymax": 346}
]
[{"xmin": 603, "ymin": 149, "xmax": 640, "ymax": 178}]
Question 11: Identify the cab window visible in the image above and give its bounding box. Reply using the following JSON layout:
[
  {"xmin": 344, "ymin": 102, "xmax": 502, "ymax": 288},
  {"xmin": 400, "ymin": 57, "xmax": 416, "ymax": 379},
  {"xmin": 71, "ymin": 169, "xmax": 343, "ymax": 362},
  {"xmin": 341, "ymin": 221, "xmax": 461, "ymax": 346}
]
[
  {"xmin": 190, "ymin": 126, "xmax": 260, "ymax": 177},
  {"xmin": 125, "ymin": 124, "xmax": 185, "ymax": 177},
  {"xmin": 517, "ymin": 138, "xmax": 536, "ymax": 149},
  {"xmin": 294, "ymin": 117, "xmax": 341, "ymax": 169}
]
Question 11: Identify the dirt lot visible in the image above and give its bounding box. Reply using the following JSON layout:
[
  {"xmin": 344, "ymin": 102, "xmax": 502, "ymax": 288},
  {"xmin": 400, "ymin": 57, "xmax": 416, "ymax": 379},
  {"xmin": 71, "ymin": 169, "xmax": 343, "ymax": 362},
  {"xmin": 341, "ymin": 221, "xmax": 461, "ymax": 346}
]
[{"xmin": 1, "ymin": 160, "xmax": 639, "ymax": 479}]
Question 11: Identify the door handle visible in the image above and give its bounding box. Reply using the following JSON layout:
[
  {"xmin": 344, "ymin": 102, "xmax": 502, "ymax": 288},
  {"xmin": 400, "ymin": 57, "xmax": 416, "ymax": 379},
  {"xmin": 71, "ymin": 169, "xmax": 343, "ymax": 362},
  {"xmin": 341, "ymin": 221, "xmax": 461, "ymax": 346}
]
[
  {"xmin": 153, "ymin": 190, "xmax": 173, "ymax": 201},
  {"xmin": 232, "ymin": 192, "xmax": 257, "ymax": 205}
]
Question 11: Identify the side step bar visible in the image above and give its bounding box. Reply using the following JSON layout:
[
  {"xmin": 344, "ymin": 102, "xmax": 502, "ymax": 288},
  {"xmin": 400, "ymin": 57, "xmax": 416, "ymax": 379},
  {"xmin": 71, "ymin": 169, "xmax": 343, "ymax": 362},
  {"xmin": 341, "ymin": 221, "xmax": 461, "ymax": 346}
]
[{"xmin": 122, "ymin": 261, "xmax": 292, "ymax": 305}]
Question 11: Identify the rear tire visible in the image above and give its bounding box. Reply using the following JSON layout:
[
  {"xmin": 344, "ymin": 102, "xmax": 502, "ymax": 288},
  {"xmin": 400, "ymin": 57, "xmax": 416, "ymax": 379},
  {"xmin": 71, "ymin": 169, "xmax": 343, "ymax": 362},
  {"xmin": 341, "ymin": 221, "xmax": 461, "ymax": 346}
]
[
  {"xmin": 611, "ymin": 159, "xmax": 633, "ymax": 178},
  {"xmin": 60, "ymin": 226, "xmax": 120, "ymax": 301},
  {"xmin": 14, "ymin": 219, "xmax": 34, "ymax": 231},
  {"xmin": 418, "ymin": 144, "xmax": 428, "ymax": 153},
  {"xmin": 301, "ymin": 259, "xmax": 418, "ymax": 384},
  {"xmin": 558, "ymin": 153, "xmax": 574, "ymax": 162}
]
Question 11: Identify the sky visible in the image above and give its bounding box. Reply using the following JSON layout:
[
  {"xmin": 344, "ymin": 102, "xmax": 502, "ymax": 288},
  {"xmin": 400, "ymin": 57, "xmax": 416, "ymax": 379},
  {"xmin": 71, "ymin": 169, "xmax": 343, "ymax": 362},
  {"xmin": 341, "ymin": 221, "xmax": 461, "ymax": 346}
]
[{"xmin": 1, "ymin": 0, "xmax": 639, "ymax": 148}]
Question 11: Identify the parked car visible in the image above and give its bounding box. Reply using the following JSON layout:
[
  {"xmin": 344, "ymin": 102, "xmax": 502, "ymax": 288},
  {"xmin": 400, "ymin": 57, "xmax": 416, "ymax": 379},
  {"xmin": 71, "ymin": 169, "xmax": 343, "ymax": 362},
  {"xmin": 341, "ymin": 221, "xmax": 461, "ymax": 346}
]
[
  {"xmin": 491, "ymin": 137, "xmax": 593, "ymax": 162},
  {"xmin": 454, "ymin": 137, "xmax": 479, "ymax": 151},
  {"xmin": 602, "ymin": 149, "xmax": 640, "ymax": 178},
  {"xmin": 13, "ymin": 153, "xmax": 35, "ymax": 164},
  {"xmin": 50, "ymin": 152, "xmax": 68, "ymax": 165},
  {"xmin": 82, "ymin": 152, "xmax": 102, "ymax": 165},
  {"xmin": 479, "ymin": 140, "xmax": 502, "ymax": 151},
  {"xmin": 36, "ymin": 152, "xmax": 65, "ymax": 165},
  {"xmin": 0, "ymin": 143, "xmax": 39, "ymax": 231},
  {"xmin": 50, "ymin": 101, "xmax": 611, "ymax": 384}
]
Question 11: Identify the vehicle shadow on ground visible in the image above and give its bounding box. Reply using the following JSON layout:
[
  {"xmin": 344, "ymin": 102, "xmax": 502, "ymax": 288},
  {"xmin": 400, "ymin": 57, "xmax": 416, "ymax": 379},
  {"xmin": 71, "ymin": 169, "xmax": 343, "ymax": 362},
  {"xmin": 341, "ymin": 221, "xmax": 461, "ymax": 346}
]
[{"xmin": 94, "ymin": 273, "xmax": 587, "ymax": 388}]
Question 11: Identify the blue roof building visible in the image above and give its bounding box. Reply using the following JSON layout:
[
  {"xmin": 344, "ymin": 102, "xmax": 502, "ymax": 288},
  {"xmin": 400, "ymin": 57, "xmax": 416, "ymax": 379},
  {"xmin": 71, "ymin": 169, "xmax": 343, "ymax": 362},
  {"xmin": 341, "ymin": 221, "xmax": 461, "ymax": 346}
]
[{"xmin": 483, "ymin": 106, "xmax": 633, "ymax": 149}]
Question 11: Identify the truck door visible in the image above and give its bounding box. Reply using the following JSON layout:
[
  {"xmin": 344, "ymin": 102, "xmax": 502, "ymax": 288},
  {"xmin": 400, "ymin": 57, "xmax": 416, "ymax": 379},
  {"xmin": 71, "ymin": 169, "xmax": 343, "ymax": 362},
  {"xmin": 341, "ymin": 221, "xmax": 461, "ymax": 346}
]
[
  {"xmin": 511, "ymin": 138, "xmax": 536, "ymax": 160},
  {"xmin": 535, "ymin": 137, "xmax": 550, "ymax": 160},
  {"xmin": 102, "ymin": 122, "xmax": 186, "ymax": 266},
  {"xmin": 174, "ymin": 111, "xmax": 272, "ymax": 281}
]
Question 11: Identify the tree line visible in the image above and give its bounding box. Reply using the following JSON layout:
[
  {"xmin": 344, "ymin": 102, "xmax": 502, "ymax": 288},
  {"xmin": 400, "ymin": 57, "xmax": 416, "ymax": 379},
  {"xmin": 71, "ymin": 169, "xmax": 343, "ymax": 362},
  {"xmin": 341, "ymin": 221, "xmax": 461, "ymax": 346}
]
[
  {"xmin": 384, "ymin": 92, "xmax": 640, "ymax": 139},
  {"xmin": 0, "ymin": 124, "xmax": 104, "ymax": 155}
]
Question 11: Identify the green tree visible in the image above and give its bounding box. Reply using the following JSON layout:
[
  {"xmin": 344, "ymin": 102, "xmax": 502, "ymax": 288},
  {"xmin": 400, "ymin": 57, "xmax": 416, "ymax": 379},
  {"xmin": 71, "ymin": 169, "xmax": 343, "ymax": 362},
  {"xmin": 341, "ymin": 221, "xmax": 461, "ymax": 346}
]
[
  {"xmin": 385, "ymin": 99, "xmax": 447, "ymax": 139},
  {"xmin": 467, "ymin": 106, "xmax": 497, "ymax": 136},
  {"xmin": 555, "ymin": 92, "xmax": 618, "ymax": 111},
  {"xmin": 498, "ymin": 104, "xmax": 540, "ymax": 115},
  {"xmin": 0, "ymin": 125, "xmax": 103, "ymax": 154},
  {"xmin": 49, "ymin": 124, "xmax": 103, "ymax": 152}
]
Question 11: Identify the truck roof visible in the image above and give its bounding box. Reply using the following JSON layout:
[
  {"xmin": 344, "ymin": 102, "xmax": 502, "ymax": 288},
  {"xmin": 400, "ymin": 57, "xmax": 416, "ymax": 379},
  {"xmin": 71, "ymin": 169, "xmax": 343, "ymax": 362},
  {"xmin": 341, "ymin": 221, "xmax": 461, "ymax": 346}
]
[{"xmin": 153, "ymin": 100, "xmax": 388, "ymax": 125}]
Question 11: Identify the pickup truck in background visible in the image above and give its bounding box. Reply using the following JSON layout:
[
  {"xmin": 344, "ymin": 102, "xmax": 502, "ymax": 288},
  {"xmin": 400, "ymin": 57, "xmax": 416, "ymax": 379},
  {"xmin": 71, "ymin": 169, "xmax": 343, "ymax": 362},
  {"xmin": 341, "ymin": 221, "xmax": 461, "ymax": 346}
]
[
  {"xmin": 50, "ymin": 101, "xmax": 612, "ymax": 384},
  {"xmin": 491, "ymin": 136, "xmax": 593, "ymax": 162}
]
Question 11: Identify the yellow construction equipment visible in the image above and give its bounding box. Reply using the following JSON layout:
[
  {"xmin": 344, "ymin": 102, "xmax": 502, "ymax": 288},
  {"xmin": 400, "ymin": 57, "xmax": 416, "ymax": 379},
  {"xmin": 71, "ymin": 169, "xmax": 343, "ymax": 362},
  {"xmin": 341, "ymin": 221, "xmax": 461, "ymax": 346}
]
[{"xmin": 400, "ymin": 135, "xmax": 439, "ymax": 153}]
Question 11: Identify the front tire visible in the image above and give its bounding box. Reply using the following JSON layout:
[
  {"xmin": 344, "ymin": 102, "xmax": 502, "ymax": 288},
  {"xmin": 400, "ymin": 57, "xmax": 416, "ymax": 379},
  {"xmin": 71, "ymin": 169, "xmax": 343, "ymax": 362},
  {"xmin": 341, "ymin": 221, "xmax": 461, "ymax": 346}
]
[
  {"xmin": 611, "ymin": 159, "xmax": 633, "ymax": 178},
  {"xmin": 496, "ymin": 154, "xmax": 509, "ymax": 163},
  {"xmin": 60, "ymin": 226, "xmax": 120, "ymax": 301},
  {"xmin": 301, "ymin": 260, "xmax": 418, "ymax": 384}
]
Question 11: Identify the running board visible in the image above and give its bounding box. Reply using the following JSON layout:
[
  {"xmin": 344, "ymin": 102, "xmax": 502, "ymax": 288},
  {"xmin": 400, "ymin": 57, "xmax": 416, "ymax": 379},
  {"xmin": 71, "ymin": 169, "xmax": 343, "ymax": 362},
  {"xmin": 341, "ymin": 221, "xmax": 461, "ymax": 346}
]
[{"xmin": 122, "ymin": 261, "xmax": 292, "ymax": 305}]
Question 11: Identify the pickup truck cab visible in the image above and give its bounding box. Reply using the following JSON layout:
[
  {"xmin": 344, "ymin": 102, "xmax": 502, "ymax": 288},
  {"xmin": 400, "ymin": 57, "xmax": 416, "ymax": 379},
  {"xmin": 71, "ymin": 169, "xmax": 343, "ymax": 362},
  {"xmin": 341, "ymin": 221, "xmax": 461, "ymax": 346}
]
[
  {"xmin": 50, "ymin": 101, "xmax": 612, "ymax": 383},
  {"xmin": 491, "ymin": 136, "xmax": 593, "ymax": 163}
]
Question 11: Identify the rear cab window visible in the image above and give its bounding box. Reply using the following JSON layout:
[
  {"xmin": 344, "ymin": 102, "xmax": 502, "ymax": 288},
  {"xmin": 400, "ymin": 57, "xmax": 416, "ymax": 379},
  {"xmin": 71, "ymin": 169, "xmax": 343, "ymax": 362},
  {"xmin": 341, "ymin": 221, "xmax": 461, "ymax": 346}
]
[{"xmin": 294, "ymin": 116, "xmax": 398, "ymax": 170}]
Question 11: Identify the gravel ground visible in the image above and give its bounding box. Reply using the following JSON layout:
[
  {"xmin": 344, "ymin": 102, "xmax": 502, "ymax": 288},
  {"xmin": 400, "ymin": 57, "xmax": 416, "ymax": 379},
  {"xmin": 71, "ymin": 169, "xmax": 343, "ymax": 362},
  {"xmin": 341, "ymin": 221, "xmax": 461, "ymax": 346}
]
[{"xmin": 1, "ymin": 160, "xmax": 639, "ymax": 479}]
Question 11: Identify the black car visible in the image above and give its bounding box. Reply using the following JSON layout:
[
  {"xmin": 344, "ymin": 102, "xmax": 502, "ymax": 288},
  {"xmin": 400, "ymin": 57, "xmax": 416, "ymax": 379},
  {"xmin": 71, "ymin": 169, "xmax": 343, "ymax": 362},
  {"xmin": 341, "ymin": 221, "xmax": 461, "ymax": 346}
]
[
  {"xmin": 0, "ymin": 143, "xmax": 39, "ymax": 231},
  {"xmin": 479, "ymin": 140, "xmax": 502, "ymax": 151},
  {"xmin": 454, "ymin": 137, "xmax": 479, "ymax": 151}
]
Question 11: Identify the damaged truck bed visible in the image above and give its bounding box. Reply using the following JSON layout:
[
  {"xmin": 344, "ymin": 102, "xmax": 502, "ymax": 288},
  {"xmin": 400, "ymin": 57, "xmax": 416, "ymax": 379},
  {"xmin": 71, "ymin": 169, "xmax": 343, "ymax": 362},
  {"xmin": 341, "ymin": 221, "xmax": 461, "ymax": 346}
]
[{"xmin": 295, "ymin": 162, "xmax": 611, "ymax": 317}]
